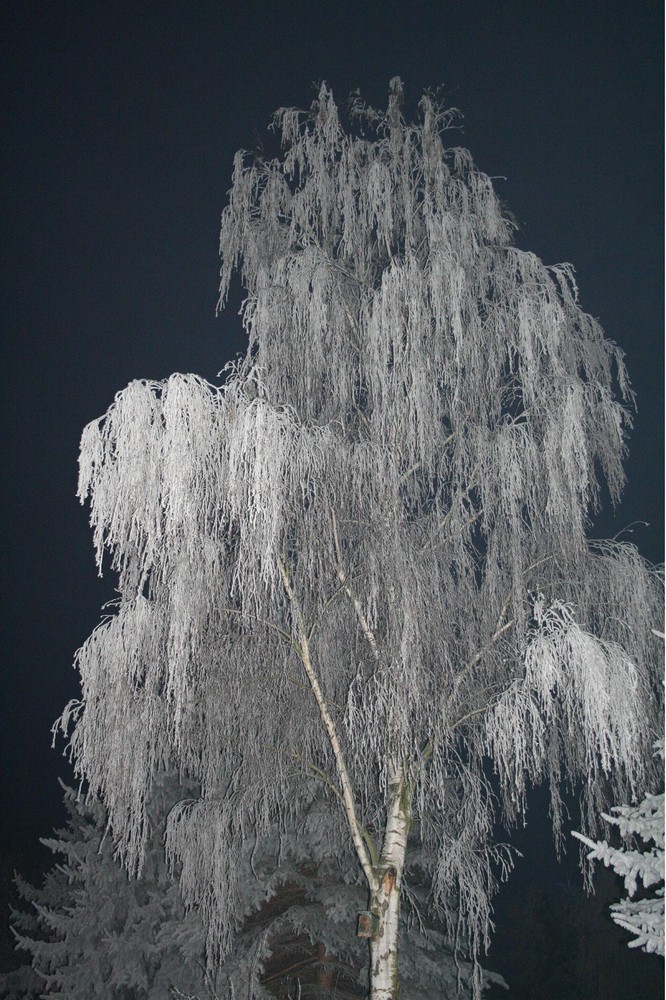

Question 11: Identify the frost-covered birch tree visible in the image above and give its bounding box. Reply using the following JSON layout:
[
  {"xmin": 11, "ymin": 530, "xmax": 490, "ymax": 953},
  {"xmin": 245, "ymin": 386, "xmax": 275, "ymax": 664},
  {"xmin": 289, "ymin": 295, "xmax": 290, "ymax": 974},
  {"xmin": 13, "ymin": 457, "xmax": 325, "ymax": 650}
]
[{"xmin": 58, "ymin": 80, "xmax": 663, "ymax": 999}]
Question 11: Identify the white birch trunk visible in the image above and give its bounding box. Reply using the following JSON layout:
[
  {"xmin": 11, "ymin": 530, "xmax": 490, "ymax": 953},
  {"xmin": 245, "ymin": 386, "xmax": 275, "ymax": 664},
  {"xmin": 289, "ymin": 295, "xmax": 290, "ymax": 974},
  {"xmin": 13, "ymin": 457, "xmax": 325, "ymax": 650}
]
[
  {"xmin": 369, "ymin": 768, "xmax": 411, "ymax": 1000},
  {"xmin": 282, "ymin": 562, "xmax": 414, "ymax": 998}
]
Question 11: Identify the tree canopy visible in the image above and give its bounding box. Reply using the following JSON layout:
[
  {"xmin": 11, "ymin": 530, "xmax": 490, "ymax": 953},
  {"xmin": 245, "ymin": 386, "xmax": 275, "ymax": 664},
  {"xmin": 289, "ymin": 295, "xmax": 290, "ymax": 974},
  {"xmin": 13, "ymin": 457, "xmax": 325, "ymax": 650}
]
[{"xmin": 58, "ymin": 80, "xmax": 663, "ymax": 996}]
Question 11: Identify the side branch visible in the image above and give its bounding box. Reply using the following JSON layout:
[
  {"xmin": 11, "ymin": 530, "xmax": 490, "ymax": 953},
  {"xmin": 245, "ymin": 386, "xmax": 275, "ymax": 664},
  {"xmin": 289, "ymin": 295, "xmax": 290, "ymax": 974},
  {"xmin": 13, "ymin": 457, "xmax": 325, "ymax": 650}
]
[
  {"xmin": 446, "ymin": 558, "xmax": 553, "ymax": 721},
  {"xmin": 331, "ymin": 509, "xmax": 381, "ymax": 662},
  {"xmin": 279, "ymin": 560, "xmax": 378, "ymax": 893},
  {"xmin": 445, "ymin": 619, "xmax": 515, "ymax": 723}
]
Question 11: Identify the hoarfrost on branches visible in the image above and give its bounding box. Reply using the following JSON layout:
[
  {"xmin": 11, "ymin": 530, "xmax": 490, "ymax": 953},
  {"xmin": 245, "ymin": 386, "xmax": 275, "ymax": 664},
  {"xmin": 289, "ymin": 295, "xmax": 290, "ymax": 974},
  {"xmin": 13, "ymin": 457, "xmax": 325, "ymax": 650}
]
[
  {"xmin": 59, "ymin": 79, "xmax": 663, "ymax": 997},
  {"xmin": 573, "ymin": 738, "xmax": 665, "ymax": 957},
  {"xmin": 0, "ymin": 777, "xmax": 212, "ymax": 999},
  {"xmin": 1, "ymin": 778, "xmax": 499, "ymax": 999}
]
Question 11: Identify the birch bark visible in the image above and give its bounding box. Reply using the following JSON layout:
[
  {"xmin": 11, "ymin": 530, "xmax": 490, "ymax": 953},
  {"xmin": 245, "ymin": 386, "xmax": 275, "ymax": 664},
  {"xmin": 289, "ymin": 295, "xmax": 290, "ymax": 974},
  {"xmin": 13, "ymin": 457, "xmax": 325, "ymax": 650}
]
[{"xmin": 368, "ymin": 768, "xmax": 412, "ymax": 1000}]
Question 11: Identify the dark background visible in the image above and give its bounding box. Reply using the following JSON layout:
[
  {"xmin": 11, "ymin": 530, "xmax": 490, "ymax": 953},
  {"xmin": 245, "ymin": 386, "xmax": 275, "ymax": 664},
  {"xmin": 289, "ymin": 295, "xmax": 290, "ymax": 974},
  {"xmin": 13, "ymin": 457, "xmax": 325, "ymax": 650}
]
[{"xmin": 1, "ymin": 2, "xmax": 663, "ymax": 995}]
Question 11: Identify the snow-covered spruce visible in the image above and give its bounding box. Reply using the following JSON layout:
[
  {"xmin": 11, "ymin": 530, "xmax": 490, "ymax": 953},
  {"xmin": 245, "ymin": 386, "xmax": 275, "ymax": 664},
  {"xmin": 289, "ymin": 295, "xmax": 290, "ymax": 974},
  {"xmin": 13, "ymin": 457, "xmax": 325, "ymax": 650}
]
[
  {"xmin": 573, "ymin": 738, "xmax": 665, "ymax": 957},
  {"xmin": 0, "ymin": 775, "xmax": 211, "ymax": 999},
  {"xmin": 1, "ymin": 777, "xmax": 502, "ymax": 999}
]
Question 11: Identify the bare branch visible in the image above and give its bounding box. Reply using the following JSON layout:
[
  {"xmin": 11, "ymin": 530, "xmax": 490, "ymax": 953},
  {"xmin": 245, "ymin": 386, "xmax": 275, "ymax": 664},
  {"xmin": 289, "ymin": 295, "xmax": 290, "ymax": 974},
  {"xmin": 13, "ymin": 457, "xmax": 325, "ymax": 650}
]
[{"xmin": 331, "ymin": 508, "xmax": 381, "ymax": 662}]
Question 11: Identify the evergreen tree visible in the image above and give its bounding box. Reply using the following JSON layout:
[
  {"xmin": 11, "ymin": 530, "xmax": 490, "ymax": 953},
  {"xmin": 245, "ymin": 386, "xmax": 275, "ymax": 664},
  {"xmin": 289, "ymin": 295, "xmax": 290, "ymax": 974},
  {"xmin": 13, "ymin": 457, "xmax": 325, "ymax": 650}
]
[
  {"xmin": 0, "ymin": 777, "xmax": 211, "ymax": 999},
  {"xmin": 1, "ymin": 782, "xmax": 500, "ymax": 999},
  {"xmin": 191, "ymin": 793, "xmax": 506, "ymax": 999},
  {"xmin": 58, "ymin": 81, "xmax": 663, "ymax": 998},
  {"xmin": 573, "ymin": 738, "xmax": 665, "ymax": 957}
]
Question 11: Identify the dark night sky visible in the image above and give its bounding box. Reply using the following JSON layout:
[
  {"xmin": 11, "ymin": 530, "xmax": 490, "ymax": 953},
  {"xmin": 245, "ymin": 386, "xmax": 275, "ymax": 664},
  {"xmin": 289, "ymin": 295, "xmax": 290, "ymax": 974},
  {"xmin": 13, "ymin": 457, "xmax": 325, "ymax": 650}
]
[{"xmin": 1, "ymin": 1, "xmax": 663, "ymax": 993}]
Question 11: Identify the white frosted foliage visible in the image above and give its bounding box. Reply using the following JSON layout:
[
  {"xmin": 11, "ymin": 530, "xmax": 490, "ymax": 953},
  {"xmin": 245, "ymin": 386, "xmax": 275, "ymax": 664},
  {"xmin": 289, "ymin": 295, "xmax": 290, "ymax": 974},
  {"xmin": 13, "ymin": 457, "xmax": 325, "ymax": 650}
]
[
  {"xmin": 61, "ymin": 80, "xmax": 663, "ymax": 995},
  {"xmin": 573, "ymin": 739, "xmax": 665, "ymax": 957}
]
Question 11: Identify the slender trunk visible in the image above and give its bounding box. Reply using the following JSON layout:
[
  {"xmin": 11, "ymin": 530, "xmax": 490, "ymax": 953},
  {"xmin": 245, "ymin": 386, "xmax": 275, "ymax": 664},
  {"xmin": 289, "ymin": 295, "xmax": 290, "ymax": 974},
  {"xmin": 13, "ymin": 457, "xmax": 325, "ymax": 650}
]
[
  {"xmin": 368, "ymin": 769, "xmax": 411, "ymax": 1000},
  {"xmin": 316, "ymin": 942, "xmax": 335, "ymax": 991},
  {"xmin": 280, "ymin": 562, "xmax": 376, "ymax": 888},
  {"xmin": 280, "ymin": 563, "xmax": 413, "ymax": 998}
]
